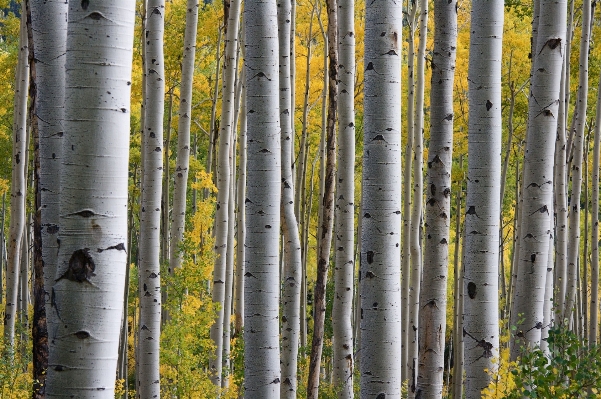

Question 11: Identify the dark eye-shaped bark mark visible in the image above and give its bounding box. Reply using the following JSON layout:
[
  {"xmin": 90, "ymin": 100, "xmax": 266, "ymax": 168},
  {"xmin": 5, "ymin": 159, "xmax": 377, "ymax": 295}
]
[
  {"xmin": 81, "ymin": 0, "xmax": 89, "ymax": 10},
  {"xmin": 97, "ymin": 242, "xmax": 126, "ymax": 253},
  {"xmin": 57, "ymin": 249, "xmax": 95, "ymax": 284},
  {"xmin": 463, "ymin": 328, "xmax": 494, "ymax": 362},
  {"xmin": 529, "ymin": 204, "xmax": 549, "ymax": 215},
  {"xmin": 467, "ymin": 282, "xmax": 477, "ymax": 299}
]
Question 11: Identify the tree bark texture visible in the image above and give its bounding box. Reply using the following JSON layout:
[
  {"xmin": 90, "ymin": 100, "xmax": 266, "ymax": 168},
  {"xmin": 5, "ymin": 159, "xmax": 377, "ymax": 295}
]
[
  {"xmin": 416, "ymin": 0, "xmax": 457, "ymax": 397},
  {"xmin": 332, "ymin": 0, "xmax": 355, "ymax": 395},
  {"xmin": 359, "ymin": 0, "xmax": 403, "ymax": 396},
  {"xmin": 45, "ymin": 2, "xmax": 136, "ymax": 396},
  {"xmin": 243, "ymin": 0, "xmax": 281, "ymax": 396},
  {"xmin": 137, "ymin": 1, "xmax": 165, "ymax": 397},
  {"xmin": 463, "ymin": 0, "xmax": 503, "ymax": 396}
]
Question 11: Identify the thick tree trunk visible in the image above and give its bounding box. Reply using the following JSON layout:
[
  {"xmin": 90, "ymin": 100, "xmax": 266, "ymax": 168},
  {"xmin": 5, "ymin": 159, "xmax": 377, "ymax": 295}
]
[
  {"xmin": 509, "ymin": 0, "xmax": 566, "ymax": 355},
  {"xmin": 28, "ymin": 0, "xmax": 67, "ymax": 394},
  {"xmin": 4, "ymin": 7, "xmax": 28, "ymax": 349},
  {"xmin": 45, "ymin": 1, "xmax": 136, "ymax": 396},
  {"xmin": 331, "ymin": 0, "xmax": 355, "ymax": 395},
  {"xmin": 416, "ymin": 0, "xmax": 457, "ymax": 396},
  {"xmin": 359, "ymin": 0, "xmax": 403, "ymax": 396},
  {"xmin": 243, "ymin": 1, "xmax": 281, "ymax": 396},
  {"xmin": 463, "ymin": 0, "xmax": 503, "ymax": 396},
  {"xmin": 137, "ymin": 1, "xmax": 165, "ymax": 397}
]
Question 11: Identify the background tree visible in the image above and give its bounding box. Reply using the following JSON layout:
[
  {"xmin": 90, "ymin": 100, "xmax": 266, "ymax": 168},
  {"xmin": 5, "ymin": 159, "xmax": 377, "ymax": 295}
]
[{"xmin": 359, "ymin": 0, "xmax": 403, "ymax": 396}]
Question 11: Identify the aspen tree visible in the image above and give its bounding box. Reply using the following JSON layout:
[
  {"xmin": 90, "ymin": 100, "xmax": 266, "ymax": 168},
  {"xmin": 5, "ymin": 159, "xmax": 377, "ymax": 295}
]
[
  {"xmin": 277, "ymin": 0, "xmax": 302, "ymax": 397},
  {"xmin": 244, "ymin": 0, "xmax": 281, "ymax": 396},
  {"xmin": 138, "ymin": 0, "xmax": 165, "ymax": 396},
  {"xmin": 510, "ymin": 0, "xmax": 566, "ymax": 355},
  {"xmin": 401, "ymin": 1, "xmax": 418, "ymax": 382},
  {"xmin": 416, "ymin": 0, "xmax": 457, "ymax": 396},
  {"xmin": 408, "ymin": 0, "xmax": 427, "ymax": 394},
  {"xmin": 360, "ymin": 0, "xmax": 403, "ymax": 396},
  {"xmin": 332, "ymin": 0, "xmax": 355, "ymax": 395},
  {"xmin": 209, "ymin": 0, "xmax": 241, "ymax": 385},
  {"xmin": 28, "ymin": 0, "xmax": 67, "ymax": 393},
  {"xmin": 4, "ymin": 7, "xmax": 28, "ymax": 349},
  {"xmin": 565, "ymin": 0, "xmax": 591, "ymax": 323},
  {"xmin": 590, "ymin": 81, "xmax": 601, "ymax": 345},
  {"xmin": 45, "ymin": 1, "xmax": 136, "ymax": 396},
  {"xmin": 463, "ymin": 0, "xmax": 503, "ymax": 395},
  {"xmin": 170, "ymin": 0, "xmax": 199, "ymax": 271}
]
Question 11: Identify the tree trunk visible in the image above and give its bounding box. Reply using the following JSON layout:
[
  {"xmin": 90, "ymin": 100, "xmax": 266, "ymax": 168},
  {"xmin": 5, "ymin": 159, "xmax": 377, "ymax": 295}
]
[
  {"xmin": 243, "ymin": 1, "xmax": 281, "ymax": 396},
  {"xmin": 278, "ymin": 0, "xmax": 303, "ymax": 397},
  {"xmin": 28, "ymin": 0, "xmax": 67, "ymax": 394},
  {"xmin": 307, "ymin": 0, "xmax": 337, "ymax": 396},
  {"xmin": 4, "ymin": 6, "xmax": 28, "ymax": 350},
  {"xmin": 417, "ymin": 0, "xmax": 457, "ymax": 396},
  {"xmin": 137, "ymin": 1, "xmax": 165, "ymax": 397},
  {"xmin": 359, "ymin": 0, "xmax": 403, "ymax": 396},
  {"xmin": 401, "ymin": 2, "xmax": 417, "ymax": 383},
  {"xmin": 463, "ymin": 0, "xmax": 503, "ymax": 396},
  {"xmin": 209, "ymin": 0, "xmax": 241, "ymax": 386},
  {"xmin": 565, "ymin": 0, "xmax": 591, "ymax": 323},
  {"xmin": 590, "ymin": 78, "xmax": 601, "ymax": 345},
  {"xmin": 45, "ymin": 1, "xmax": 136, "ymax": 396},
  {"xmin": 169, "ymin": 0, "xmax": 200, "ymax": 271},
  {"xmin": 331, "ymin": 0, "xmax": 355, "ymax": 395}
]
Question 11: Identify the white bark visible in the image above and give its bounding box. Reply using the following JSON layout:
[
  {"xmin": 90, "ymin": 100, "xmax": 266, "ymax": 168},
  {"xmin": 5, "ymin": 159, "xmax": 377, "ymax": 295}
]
[
  {"xmin": 359, "ymin": 0, "xmax": 403, "ymax": 396},
  {"xmin": 277, "ymin": 0, "xmax": 302, "ymax": 397},
  {"xmin": 29, "ymin": 1, "xmax": 67, "ymax": 364},
  {"xmin": 234, "ymin": 71, "xmax": 246, "ymax": 336},
  {"xmin": 243, "ymin": 0, "xmax": 281, "ymax": 396},
  {"xmin": 416, "ymin": 0, "xmax": 457, "ymax": 396},
  {"xmin": 463, "ymin": 0, "xmax": 503, "ymax": 396},
  {"xmin": 408, "ymin": 0, "xmax": 427, "ymax": 395},
  {"xmin": 209, "ymin": 0, "xmax": 241, "ymax": 385},
  {"xmin": 554, "ymin": 53, "xmax": 569, "ymax": 319},
  {"xmin": 138, "ymin": 1, "xmax": 165, "ymax": 397},
  {"xmin": 565, "ymin": 0, "xmax": 591, "ymax": 323},
  {"xmin": 46, "ymin": 1, "xmax": 135, "ymax": 397},
  {"xmin": 510, "ymin": 0, "xmax": 566, "ymax": 355},
  {"xmin": 332, "ymin": 0, "xmax": 355, "ymax": 395},
  {"xmin": 590, "ymin": 79, "xmax": 601, "ymax": 345},
  {"xmin": 169, "ymin": 0, "xmax": 199, "ymax": 271},
  {"xmin": 4, "ymin": 8, "xmax": 28, "ymax": 348}
]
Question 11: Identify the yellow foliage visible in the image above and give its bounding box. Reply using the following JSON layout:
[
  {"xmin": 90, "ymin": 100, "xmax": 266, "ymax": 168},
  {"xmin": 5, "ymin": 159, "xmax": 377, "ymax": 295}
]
[{"xmin": 481, "ymin": 347, "xmax": 517, "ymax": 399}]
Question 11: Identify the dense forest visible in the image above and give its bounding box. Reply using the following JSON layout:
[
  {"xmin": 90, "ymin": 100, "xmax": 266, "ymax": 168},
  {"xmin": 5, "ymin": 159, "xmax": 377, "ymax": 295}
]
[{"xmin": 0, "ymin": 0, "xmax": 600, "ymax": 398}]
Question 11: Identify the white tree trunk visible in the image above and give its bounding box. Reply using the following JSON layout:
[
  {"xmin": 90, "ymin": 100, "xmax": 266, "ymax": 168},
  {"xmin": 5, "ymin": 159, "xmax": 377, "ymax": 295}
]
[
  {"xmin": 243, "ymin": 1, "xmax": 281, "ymax": 397},
  {"xmin": 277, "ymin": 0, "xmax": 302, "ymax": 397},
  {"xmin": 416, "ymin": 0, "xmax": 457, "ymax": 396},
  {"xmin": 554, "ymin": 54, "xmax": 569, "ymax": 321},
  {"xmin": 46, "ymin": 1, "xmax": 136, "ymax": 397},
  {"xmin": 29, "ymin": 0, "xmax": 67, "ymax": 348},
  {"xmin": 4, "ymin": 7, "xmax": 28, "ymax": 348},
  {"xmin": 590, "ymin": 79, "xmax": 601, "ymax": 345},
  {"xmin": 169, "ymin": 0, "xmax": 199, "ymax": 271},
  {"xmin": 209, "ymin": 0, "xmax": 241, "ymax": 386},
  {"xmin": 408, "ymin": 0, "xmax": 427, "ymax": 395},
  {"xmin": 359, "ymin": 0, "xmax": 403, "ymax": 396},
  {"xmin": 332, "ymin": 0, "xmax": 355, "ymax": 396},
  {"xmin": 565, "ymin": 0, "xmax": 591, "ymax": 323},
  {"xmin": 463, "ymin": 0, "xmax": 503, "ymax": 396},
  {"xmin": 509, "ymin": 0, "xmax": 566, "ymax": 356},
  {"xmin": 138, "ymin": 1, "xmax": 165, "ymax": 397}
]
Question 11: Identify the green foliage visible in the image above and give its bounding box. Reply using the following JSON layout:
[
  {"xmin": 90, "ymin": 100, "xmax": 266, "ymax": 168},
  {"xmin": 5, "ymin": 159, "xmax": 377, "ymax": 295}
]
[{"xmin": 501, "ymin": 327, "xmax": 601, "ymax": 398}]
